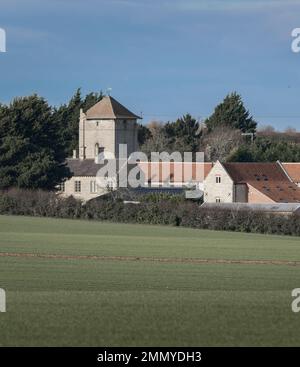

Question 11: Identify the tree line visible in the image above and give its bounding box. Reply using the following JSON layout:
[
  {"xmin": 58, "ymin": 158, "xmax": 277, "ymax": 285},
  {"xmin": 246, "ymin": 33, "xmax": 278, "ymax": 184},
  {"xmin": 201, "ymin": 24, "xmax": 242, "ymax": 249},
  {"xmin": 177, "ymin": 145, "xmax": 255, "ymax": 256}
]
[
  {"xmin": 140, "ymin": 92, "xmax": 300, "ymax": 162},
  {"xmin": 0, "ymin": 90, "xmax": 299, "ymax": 191}
]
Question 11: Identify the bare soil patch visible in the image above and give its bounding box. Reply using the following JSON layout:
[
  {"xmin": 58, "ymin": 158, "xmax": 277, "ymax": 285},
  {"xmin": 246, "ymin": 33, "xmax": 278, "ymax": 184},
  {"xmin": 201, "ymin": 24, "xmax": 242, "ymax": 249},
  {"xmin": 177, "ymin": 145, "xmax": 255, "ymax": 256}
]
[{"xmin": 0, "ymin": 252, "xmax": 299, "ymax": 266}]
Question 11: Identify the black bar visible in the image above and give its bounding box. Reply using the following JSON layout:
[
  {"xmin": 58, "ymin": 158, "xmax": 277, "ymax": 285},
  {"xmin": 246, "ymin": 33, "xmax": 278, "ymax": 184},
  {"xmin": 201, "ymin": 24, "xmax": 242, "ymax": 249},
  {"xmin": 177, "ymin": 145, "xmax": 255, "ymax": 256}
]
[{"xmin": 0, "ymin": 347, "xmax": 298, "ymax": 366}]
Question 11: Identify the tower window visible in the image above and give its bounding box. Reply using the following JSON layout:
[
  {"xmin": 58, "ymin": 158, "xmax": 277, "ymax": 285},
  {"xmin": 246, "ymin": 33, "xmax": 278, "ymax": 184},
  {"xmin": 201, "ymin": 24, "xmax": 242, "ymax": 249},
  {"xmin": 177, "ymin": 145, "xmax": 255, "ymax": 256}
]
[
  {"xmin": 95, "ymin": 143, "xmax": 99, "ymax": 158},
  {"xmin": 216, "ymin": 176, "xmax": 221, "ymax": 184},
  {"xmin": 95, "ymin": 144, "xmax": 105, "ymax": 158},
  {"xmin": 216, "ymin": 197, "xmax": 221, "ymax": 203}
]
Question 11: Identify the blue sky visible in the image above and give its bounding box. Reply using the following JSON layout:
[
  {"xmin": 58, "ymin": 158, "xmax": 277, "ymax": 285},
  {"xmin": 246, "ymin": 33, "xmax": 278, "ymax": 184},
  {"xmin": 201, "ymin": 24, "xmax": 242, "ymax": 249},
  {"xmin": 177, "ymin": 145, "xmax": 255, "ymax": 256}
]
[{"xmin": 1, "ymin": 0, "xmax": 300, "ymax": 130}]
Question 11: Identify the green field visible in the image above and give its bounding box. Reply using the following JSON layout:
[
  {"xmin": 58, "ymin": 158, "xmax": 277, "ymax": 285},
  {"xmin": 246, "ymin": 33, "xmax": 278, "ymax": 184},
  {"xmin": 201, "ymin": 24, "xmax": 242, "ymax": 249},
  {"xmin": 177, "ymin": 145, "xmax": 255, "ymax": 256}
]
[{"xmin": 0, "ymin": 215, "xmax": 300, "ymax": 346}]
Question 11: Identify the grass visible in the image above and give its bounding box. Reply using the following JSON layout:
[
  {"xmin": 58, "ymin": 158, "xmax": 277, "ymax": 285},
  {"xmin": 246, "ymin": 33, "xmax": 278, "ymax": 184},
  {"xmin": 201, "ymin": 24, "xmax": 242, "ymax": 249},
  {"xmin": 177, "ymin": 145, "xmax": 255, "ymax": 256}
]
[{"xmin": 0, "ymin": 215, "xmax": 299, "ymax": 346}]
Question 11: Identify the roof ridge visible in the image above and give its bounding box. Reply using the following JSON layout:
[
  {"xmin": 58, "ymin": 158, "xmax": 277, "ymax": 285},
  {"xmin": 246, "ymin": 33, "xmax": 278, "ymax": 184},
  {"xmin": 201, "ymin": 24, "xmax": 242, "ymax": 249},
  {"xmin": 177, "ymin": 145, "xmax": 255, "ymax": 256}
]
[{"xmin": 105, "ymin": 95, "xmax": 117, "ymax": 118}]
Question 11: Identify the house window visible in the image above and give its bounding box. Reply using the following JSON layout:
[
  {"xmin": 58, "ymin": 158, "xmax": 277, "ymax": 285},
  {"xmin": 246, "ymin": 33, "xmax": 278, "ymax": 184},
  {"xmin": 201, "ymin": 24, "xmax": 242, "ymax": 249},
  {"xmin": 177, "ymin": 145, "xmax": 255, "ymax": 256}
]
[
  {"xmin": 216, "ymin": 176, "xmax": 221, "ymax": 184},
  {"xmin": 58, "ymin": 182, "xmax": 65, "ymax": 192},
  {"xmin": 106, "ymin": 178, "xmax": 115, "ymax": 189},
  {"xmin": 90, "ymin": 180, "xmax": 97, "ymax": 193},
  {"xmin": 216, "ymin": 197, "xmax": 221, "ymax": 203},
  {"xmin": 74, "ymin": 180, "xmax": 81, "ymax": 193}
]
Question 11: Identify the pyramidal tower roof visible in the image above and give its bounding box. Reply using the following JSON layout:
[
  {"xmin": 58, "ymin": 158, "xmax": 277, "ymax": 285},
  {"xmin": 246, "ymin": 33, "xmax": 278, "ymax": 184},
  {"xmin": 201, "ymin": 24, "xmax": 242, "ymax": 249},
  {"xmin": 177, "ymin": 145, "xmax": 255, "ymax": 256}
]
[{"xmin": 85, "ymin": 96, "xmax": 141, "ymax": 120}]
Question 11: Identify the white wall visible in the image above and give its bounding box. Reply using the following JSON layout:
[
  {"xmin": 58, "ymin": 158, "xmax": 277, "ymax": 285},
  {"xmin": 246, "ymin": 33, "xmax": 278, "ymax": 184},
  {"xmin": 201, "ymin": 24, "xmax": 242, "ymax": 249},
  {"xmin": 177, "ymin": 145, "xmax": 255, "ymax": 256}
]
[
  {"xmin": 83, "ymin": 119, "xmax": 116, "ymax": 159},
  {"xmin": 60, "ymin": 176, "xmax": 109, "ymax": 202},
  {"xmin": 203, "ymin": 161, "xmax": 234, "ymax": 203}
]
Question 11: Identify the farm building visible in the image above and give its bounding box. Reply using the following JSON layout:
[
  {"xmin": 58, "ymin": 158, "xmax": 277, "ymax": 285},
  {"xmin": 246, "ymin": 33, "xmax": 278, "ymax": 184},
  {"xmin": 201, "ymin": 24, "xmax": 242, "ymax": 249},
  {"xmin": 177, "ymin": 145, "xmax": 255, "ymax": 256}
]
[
  {"xmin": 59, "ymin": 95, "xmax": 213, "ymax": 201},
  {"xmin": 137, "ymin": 162, "xmax": 213, "ymax": 191},
  {"xmin": 203, "ymin": 161, "xmax": 300, "ymax": 204}
]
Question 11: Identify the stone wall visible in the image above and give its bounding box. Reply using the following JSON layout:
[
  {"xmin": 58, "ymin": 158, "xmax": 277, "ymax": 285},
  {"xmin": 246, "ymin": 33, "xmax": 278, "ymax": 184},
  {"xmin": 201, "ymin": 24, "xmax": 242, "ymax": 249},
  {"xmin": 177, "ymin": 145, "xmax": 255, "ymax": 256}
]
[
  {"xmin": 204, "ymin": 161, "xmax": 234, "ymax": 203},
  {"xmin": 80, "ymin": 118, "xmax": 116, "ymax": 159},
  {"xmin": 79, "ymin": 115, "xmax": 138, "ymax": 160},
  {"xmin": 60, "ymin": 176, "xmax": 109, "ymax": 202}
]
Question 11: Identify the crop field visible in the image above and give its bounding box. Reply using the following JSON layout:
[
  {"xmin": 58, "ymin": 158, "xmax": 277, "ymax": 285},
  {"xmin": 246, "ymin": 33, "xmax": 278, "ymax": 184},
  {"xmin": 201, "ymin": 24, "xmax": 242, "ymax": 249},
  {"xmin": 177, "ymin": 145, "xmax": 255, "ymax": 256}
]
[{"xmin": 0, "ymin": 215, "xmax": 299, "ymax": 346}]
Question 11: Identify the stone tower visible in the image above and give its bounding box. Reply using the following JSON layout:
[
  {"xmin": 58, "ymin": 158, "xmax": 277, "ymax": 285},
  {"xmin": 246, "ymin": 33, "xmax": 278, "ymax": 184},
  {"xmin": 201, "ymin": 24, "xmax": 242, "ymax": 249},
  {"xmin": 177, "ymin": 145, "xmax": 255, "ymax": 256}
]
[{"xmin": 79, "ymin": 96, "xmax": 141, "ymax": 160}]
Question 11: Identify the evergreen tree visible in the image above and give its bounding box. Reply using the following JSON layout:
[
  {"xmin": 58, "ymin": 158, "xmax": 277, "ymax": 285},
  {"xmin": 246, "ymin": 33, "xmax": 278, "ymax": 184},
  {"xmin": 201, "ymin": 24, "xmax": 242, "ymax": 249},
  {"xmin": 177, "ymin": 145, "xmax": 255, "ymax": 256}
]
[
  {"xmin": 0, "ymin": 95, "xmax": 71, "ymax": 189},
  {"xmin": 137, "ymin": 123, "xmax": 151, "ymax": 146},
  {"xmin": 54, "ymin": 89, "xmax": 103, "ymax": 156},
  {"xmin": 205, "ymin": 92, "xmax": 257, "ymax": 133},
  {"xmin": 163, "ymin": 114, "xmax": 200, "ymax": 154}
]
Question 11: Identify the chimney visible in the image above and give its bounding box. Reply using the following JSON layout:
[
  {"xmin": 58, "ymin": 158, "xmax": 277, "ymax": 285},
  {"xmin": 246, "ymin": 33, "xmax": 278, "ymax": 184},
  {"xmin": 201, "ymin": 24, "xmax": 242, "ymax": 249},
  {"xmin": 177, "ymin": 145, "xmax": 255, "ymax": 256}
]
[{"xmin": 73, "ymin": 150, "xmax": 77, "ymax": 159}]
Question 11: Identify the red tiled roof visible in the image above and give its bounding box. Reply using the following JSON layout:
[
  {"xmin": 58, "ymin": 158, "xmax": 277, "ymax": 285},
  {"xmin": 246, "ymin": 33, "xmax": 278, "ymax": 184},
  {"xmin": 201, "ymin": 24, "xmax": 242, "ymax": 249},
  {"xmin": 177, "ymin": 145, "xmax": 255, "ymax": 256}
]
[
  {"xmin": 282, "ymin": 163, "xmax": 300, "ymax": 183},
  {"xmin": 223, "ymin": 162, "xmax": 300, "ymax": 203},
  {"xmin": 138, "ymin": 162, "xmax": 213, "ymax": 183}
]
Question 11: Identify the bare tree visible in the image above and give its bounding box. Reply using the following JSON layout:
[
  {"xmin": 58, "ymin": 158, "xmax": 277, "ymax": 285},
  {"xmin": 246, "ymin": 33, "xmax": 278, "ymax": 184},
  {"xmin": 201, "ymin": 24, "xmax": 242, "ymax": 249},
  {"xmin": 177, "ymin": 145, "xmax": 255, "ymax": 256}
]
[
  {"xmin": 202, "ymin": 125, "xmax": 242, "ymax": 162},
  {"xmin": 147, "ymin": 120, "xmax": 164, "ymax": 134},
  {"xmin": 140, "ymin": 121, "xmax": 171, "ymax": 156},
  {"xmin": 284, "ymin": 126, "xmax": 298, "ymax": 135},
  {"xmin": 257, "ymin": 125, "xmax": 276, "ymax": 136}
]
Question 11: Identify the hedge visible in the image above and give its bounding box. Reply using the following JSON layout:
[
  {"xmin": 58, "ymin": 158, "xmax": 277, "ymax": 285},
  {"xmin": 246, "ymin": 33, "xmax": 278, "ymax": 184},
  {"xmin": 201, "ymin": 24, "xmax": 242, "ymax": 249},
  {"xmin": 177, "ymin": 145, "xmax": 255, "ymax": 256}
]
[{"xmin": 0, "ymin": 189, "xmax": 299, "ymax": 236}]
